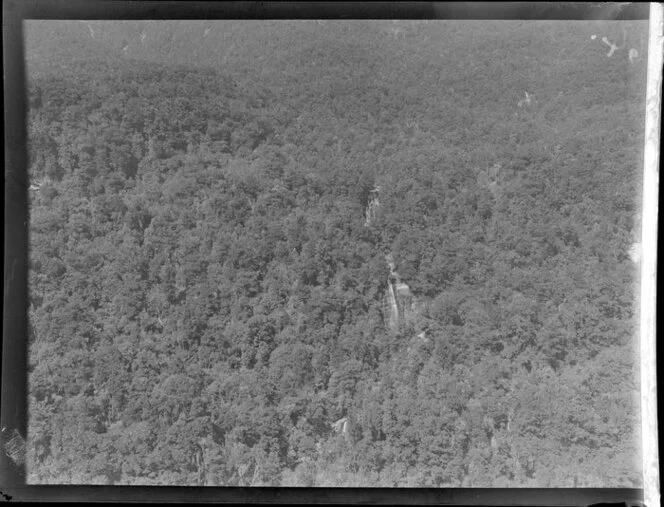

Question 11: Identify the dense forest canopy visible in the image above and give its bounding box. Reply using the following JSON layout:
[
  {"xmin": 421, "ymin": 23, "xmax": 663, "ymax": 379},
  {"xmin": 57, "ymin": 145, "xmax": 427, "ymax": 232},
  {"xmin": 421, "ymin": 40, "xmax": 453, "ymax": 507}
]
[{"xmin": 25, "ymin": 19, "xmax": 646, "ymax": 486}]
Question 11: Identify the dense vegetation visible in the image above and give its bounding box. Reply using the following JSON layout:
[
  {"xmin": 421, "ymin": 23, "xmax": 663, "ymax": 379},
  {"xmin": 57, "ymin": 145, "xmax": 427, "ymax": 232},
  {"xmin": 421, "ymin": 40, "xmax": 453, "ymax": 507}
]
[{"xmin": 25, "ymin": 20, "xmax": 646, "ymax": 486}]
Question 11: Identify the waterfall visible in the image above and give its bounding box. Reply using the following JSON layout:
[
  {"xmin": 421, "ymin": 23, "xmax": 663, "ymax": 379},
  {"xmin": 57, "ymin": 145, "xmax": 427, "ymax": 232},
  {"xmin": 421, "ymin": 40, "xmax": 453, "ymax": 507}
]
[
  {"xmin": 364, "ymin": 185, "xmax": 381, "ymax": 227},
  {"xmin": 384, "ymin": 253, "xmax": 420, "ymax": 332},
  {"xmin": 387, "ymin": 276, "xmax": 400, "ymax": 331},
  {"xmin": 363, "ymin": 191, "xmax": 419, "ymax": 332}
]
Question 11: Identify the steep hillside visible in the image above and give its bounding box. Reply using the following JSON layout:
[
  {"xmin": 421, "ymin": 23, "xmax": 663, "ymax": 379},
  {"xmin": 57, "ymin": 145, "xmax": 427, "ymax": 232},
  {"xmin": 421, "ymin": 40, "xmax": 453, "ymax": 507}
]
[{"xmin": 25, "ymin": 20, "xmax": 647, "ymax": 487}]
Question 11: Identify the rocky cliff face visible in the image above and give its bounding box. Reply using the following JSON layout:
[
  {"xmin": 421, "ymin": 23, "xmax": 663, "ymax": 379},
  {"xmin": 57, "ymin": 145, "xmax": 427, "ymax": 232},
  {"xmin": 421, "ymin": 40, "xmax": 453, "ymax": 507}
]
[
  {"xmin": 363, "ymin": 187, "xmax": 422, "ymax": 332},
  {"xmin": 384, "ymin": 254, "xmax": 420, "ymax": 332},
  {"xmin": 364, "ymin": 185, "xmax": 381, "ymax": 227}
]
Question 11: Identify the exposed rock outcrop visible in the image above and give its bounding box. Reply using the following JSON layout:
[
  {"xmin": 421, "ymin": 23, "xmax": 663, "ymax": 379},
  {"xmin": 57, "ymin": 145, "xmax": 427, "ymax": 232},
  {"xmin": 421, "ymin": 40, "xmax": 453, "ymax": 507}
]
[
  {"xmin": 364, "ymin": 185, "xmax": 381, "ymax": 227},
  {"xmin": 363, "ymin": 186, "xmax": 422, "ymax": 332},
  {"xmin": 384, "ymin": 253, "xmax": 420, "ymax": 331},
  {"xmin": 331, "ymin": 417, "xmax": 349, "ymax": 435}
]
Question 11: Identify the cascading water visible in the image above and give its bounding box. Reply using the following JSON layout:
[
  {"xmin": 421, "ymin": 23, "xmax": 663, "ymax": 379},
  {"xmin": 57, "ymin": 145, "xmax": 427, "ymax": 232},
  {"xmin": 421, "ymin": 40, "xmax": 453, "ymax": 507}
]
[
  {"xmin": 387, "ymin": 272, "xmax": 400, "ymax": 331},
  {"xmin": 364, "ymin": 187, "xmax": 419, "ymax": 332},
  {"xmin": 364, "ymin": 185, "xmax": 381, "ymax": 227}
]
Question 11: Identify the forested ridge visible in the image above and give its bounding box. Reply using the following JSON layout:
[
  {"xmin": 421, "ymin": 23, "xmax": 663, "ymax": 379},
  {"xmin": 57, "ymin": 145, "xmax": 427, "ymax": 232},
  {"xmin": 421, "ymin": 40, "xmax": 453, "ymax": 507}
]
[{"xmin": 25, "ymin": 20, "xmax": 646, "ymax": 486}]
